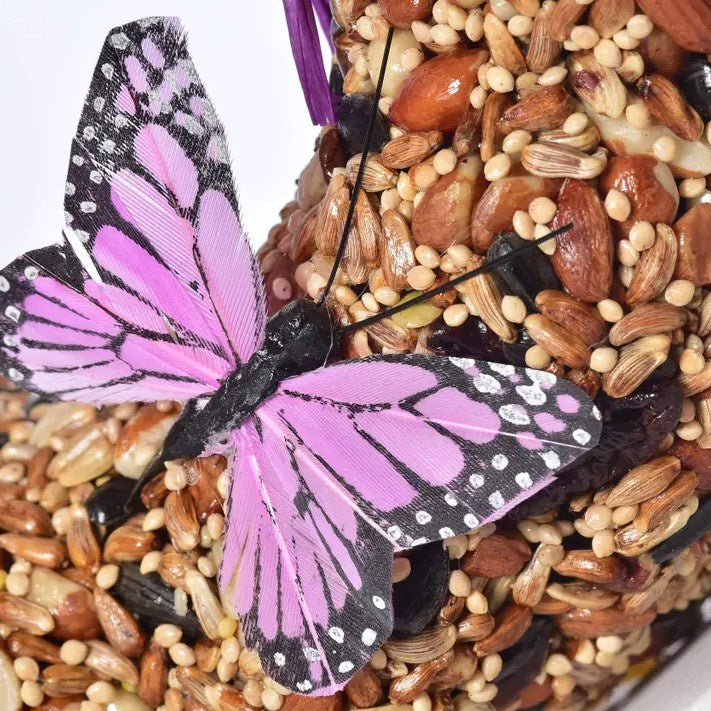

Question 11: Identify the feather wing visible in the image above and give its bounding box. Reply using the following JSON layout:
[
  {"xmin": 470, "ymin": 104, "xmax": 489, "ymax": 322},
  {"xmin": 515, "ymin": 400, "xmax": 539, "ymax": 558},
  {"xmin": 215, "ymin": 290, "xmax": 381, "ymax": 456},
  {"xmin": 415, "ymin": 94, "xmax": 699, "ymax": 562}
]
[
  {"xmin": 1, "ymin": 17, "xmax": 266, "ymax": 402},
  {"xmin": 221, "ymin": 354, "xmax": 601, "ymax": 692}
]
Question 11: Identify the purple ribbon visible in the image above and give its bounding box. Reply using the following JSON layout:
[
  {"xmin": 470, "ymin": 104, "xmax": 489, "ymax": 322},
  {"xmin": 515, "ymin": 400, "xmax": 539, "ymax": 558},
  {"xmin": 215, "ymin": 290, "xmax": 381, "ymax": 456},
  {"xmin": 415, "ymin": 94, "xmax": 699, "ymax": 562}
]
[{"xmin": 282, "ymin": 0, "xmax": 336, "ymax": 126}]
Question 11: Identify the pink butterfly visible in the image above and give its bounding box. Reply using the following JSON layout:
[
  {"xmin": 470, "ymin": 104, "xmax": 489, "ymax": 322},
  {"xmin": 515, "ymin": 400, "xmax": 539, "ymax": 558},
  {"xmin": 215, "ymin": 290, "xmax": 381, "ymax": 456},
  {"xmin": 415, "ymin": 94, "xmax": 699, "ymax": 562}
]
[{"xmin": 0, "ymin": 17, "xmax": 602, "ymax": 695}]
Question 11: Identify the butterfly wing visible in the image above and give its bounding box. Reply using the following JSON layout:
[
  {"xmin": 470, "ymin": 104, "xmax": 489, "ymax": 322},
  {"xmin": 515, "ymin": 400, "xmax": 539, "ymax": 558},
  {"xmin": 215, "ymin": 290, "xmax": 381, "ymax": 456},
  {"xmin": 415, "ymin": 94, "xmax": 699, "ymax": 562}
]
[
  {"xmin": 221, "ymin": 354, "xmax": 601, "ymax": 693},
  {"xmin": 222, "ymin": 419, "xmax": 393, "ymax": 695},
  {"xmin": 0, "ymin": 17, "xmax": 265, "ymax": 402},
  {"xmin": 270, "ymin": 355, "xmax": 602, "ymax": 547}
]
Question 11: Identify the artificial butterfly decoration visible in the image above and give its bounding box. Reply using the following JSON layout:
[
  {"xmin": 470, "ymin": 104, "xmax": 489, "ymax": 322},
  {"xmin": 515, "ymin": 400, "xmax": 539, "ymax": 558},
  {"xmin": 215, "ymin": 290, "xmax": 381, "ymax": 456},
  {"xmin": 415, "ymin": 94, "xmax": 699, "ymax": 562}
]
[{"xmin": 0, "ymin": 16, "xmax": 602, "ymax": 695}]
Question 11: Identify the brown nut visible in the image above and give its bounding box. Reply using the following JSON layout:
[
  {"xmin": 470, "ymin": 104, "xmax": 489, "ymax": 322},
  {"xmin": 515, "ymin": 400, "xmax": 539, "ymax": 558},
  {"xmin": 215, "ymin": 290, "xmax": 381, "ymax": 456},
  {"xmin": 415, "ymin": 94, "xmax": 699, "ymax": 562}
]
[
  {"xmin": 638, "ymin": 73, "xmax": 704, "ymax": 141},
  {"xmin": 474, "ymin": 604, "xmax": 533, "ymax": 655},
  {"xmin": 461, "ymin": 531, "xmax": 531, "ymax": 578},
  {"xmin": 636, "ymin": 0, "xmax": 711, "ymax": 52},
  {"xmin": 535, "ymin": 291, "xmax": 607, "ymax": 347},
  {"xmin": 550, "ymin": 179, "xmax": 614, "ymax": 303},
  {"xmin": 674, "ymin": 203, "xmax": 711, "ymax": 285},
  {"xmin": 389, "ymin": 50, "xmax": 489, "ymax": 132},
  {"xmin": 498, "ymin": 85, "xmax": 575, "ymax": 133},
  {"xmin": 412, "ymin": 156, "xmax": 486, "ymax": 251}
]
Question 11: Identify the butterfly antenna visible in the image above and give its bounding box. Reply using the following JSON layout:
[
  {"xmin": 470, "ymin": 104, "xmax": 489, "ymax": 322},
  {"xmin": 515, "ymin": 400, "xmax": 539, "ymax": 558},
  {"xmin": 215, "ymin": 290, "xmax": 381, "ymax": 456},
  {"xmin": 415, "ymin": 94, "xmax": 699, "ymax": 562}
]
[
  {"xmin": 337, "ymin": 224, "xmax": 574, "ymax": 335},
  {"xmin": 316, "ymin": 26, "xmax": 395, "ymax": 307}
]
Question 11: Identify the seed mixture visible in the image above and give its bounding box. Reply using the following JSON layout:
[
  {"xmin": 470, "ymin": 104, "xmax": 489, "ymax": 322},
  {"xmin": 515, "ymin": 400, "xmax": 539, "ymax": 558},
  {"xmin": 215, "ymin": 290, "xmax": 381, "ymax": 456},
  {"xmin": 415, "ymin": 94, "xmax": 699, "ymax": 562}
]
[{"xmin": 3, "ymin": 0, "xmax": 711, "ymax": 710}]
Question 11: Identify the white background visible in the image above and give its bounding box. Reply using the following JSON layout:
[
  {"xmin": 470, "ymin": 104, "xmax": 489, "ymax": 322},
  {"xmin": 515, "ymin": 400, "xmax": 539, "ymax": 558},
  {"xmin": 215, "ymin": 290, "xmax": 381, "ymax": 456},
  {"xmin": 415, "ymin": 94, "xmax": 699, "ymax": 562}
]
[
  {"xmin": 0, "ymin": 0, "xmax": 321, "ymax": 263},
  {"xmin": 0, "ymin": 2, "xmax": 708, "ymax": 709}
]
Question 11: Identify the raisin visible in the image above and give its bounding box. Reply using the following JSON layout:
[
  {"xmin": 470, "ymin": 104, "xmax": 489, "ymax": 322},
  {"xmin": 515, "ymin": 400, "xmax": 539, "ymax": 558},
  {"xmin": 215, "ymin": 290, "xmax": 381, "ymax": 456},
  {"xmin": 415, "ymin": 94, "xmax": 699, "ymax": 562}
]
[
  {"xmin": 512, "ymin": 379, "xmax": 683, "ymax": 518},
  {"xmin": 487, "ymin": 232, "xmax": 562, "ymax": 311},
  {"xmin": 392, "ymin": 542, "xmax": 450, "ymax": 637},
  {"xmin": 337, "ymin": 94, "xmax": 390, "ymax": 157}
]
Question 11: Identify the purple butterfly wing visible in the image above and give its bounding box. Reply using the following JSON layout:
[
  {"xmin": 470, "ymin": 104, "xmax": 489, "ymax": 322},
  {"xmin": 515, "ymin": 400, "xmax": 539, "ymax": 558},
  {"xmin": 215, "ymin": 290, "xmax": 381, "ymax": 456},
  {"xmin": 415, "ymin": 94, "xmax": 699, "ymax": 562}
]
[
  {"xmin": 221, "ymin": 355, "xmax": 600, "ymax": 693},
  {"xmin": 273, "ymin": 355, "xmax": 601, "ymax": 547},
  {"xmin": 1, "ymin": 17, "xmax": 265, "ymax": 401},
  {"xmin": 222, "ymin": 420, "xmax": 393, "ymax": 695}
]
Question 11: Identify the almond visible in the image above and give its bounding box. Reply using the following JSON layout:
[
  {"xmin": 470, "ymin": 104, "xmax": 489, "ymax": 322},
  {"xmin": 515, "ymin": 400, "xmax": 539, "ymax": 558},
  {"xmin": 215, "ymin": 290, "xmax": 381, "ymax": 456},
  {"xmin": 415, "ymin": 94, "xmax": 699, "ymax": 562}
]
[
  {"xmin": 555, "ymin": 607, "xmax": 656, "ymax": 639},
  {"xmin": 534, "ymin": 291, "xmax": 607, "ymax": 346},
  {"xmin": 377, "ymin": 0, "xmax": 433, "ymax": 27},
  {"xmin": 568, "ymin": 52, "xmax": 628, "ymax": 118},
  {"xmin": 526, "ymin": 10, "xmax": 562, "ymax": 72},
  {"xmin": 589, "ymin": 0, "xmax": 635, "ymax": 38},
  {"xmin": 550, "ymin": 179, "xmax": 614, "ymax": 303},
  {"xmin": 634, "ymin": 470, "xmax": 699, "ymax": 533},
  {"xmin": 483, "ymin": 12, "xmax": 527, "ymax": 75},
  {"xmin": 549, "ymin": 0, "xmax": 587, "ymax": 41},
  {"xmin": 481, "ymin": 92, "xmax": 512, "ymax": 162},
  {"xmin": 345, "ymin": 666, "xmax": 383, "ymax": 708},
  {"xmin": 474, "ymin": 604, "xmax": 532, "ymax": 655},
  {"xmin": 470, "ymin": 173, "xmax": 561, "ymax": 252},
  {"xmin": 638, "ymin": 74, "xmax": 704, "ymax": 141},
  {"xmin": 599, "ymin": 155, "xmax": 679, "ymax": 236},
  {"xmin": 608, "ymin": 303, "xmax": 686, "ymax": 346},
  {"xmin": 524, "ymin": 314, "xmax": 592, "ymax": 368},
  {"xmin": 605, "ymin": 456, "xmax": 681, "ymax": 507},
  {"xmin": 636, "ymin": 0, "xmax": 711, "ymax": 52},
  {"xmin": 554, "ymin": 550, "xmax": 627, "ymax": 586},
  {"xmin": 626, "ymin": 223, "xmax": 678, "ymax": 305},
  {"xmin": 499, "ymin": 85, "xmax": 575, "ymax": 133},
  {"xmin": 602, "ymin": 334, "xmax": 672, "ymax": 398},
  {"xmin": 461, "ymin": 531, "xmax": 531, "ymax": 577},
  {"xmin": 638, "ymin": 28, "xmax": 689, "ymax": 78},
  {"xmin": 412, "ymin": 156, "xmax": 486, "ymax": 251},
  {"xmin": 674, "ymin": 203, "xmax": 711, "ymax": 285},
  {"xmin": 381, "ymin": 131, "xmax": 443, "ymax": 169},
  {"xmin": 390, "ymin": 50, "xmax": 489, "ymax": 132}
]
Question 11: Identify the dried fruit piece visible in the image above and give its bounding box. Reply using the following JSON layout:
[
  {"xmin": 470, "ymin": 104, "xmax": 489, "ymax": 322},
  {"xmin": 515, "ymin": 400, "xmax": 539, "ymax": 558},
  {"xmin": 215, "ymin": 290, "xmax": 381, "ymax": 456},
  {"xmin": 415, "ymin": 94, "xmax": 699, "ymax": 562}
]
[
  {"xmin": 389, "ymin": 51, "xmax": 489, "ymax": 132},
  {"xmin": 488, "ymin": 232, "xmax": 562, "ymax": 311},
  {"xmin": 550, "ymin": 179, "xmax": 614, "ymax": 303}
]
